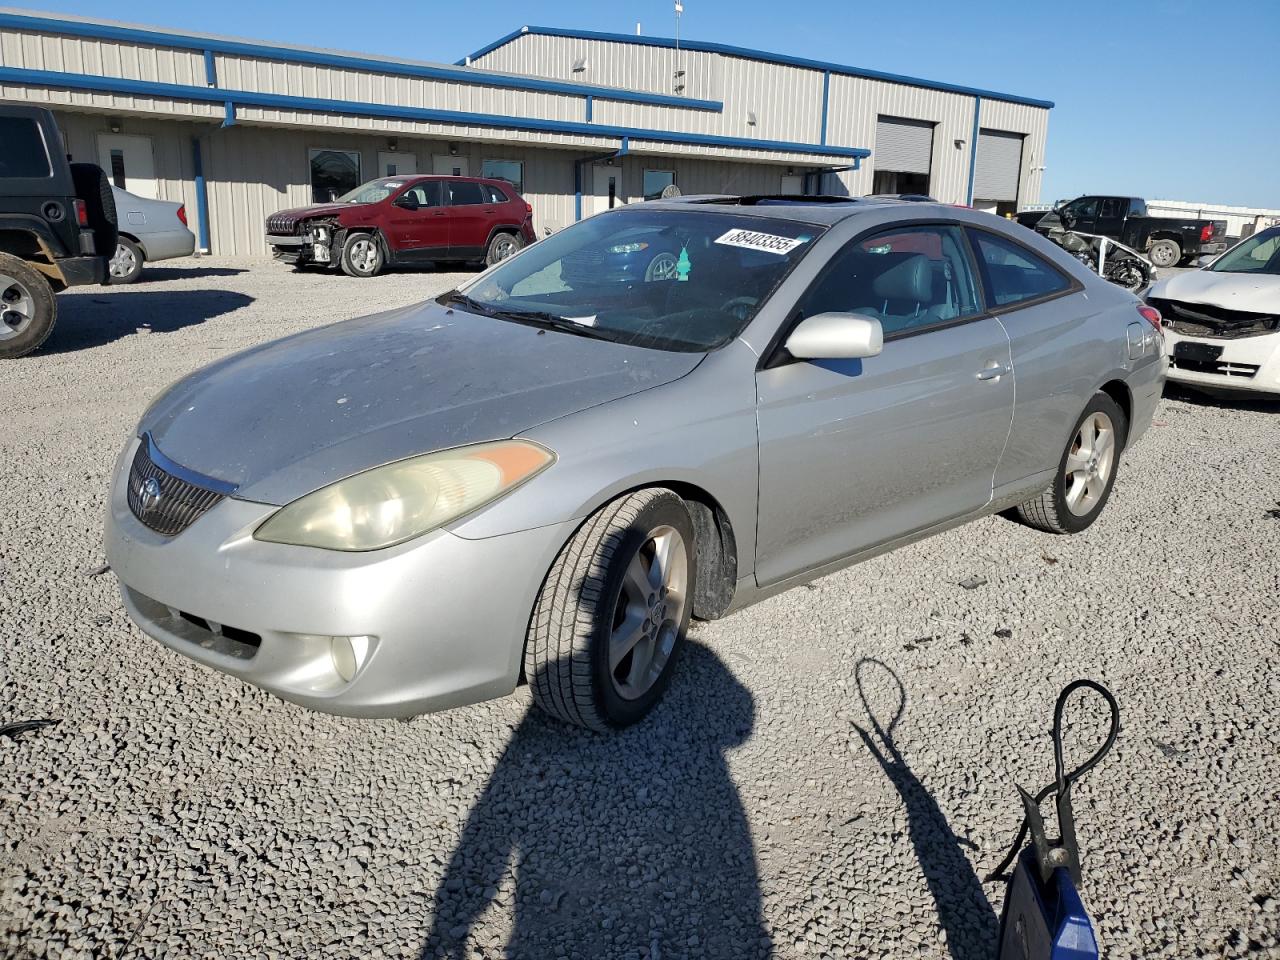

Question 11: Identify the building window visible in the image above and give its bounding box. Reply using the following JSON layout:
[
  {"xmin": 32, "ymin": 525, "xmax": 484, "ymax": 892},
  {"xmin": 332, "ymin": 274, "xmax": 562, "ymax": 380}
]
[
  {"xmin": 309, "ymin": 148, "xmax": 361, "ymax": 203},
  {"xmin": 481, "ymin": 159, "xmax": 524, "ymax": 195},
  {"xmin": 643, "ymin": 169, "xmax": 676, "ymax": 201}
]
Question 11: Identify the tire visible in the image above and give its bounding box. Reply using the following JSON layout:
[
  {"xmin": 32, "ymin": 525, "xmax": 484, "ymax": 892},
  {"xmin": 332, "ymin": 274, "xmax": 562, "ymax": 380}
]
[
  {"xmin": 1148, "ymin": 239, "xmax": 1181, "ymax": 269},
  {"xmin": 1014, "ymin": 393, "xmax": 1128, "ymax": 534},
  {"xmin": 0, "ymin": 253, "xmax": 58, "ymax": 359},
  {"xmin": 339, "ymin": 233, "xmax": 384, "ymax": 277},
  {"xmin": 484, "ymin": 231, "xmax": 524, "ymax": 266},
  {"xmin": 107, "ymin": 237, "xmax": 145, "ymax": 284},
  {"xmin": 525, "ymin": 488, "xmax": 697, "ymax": 731}
]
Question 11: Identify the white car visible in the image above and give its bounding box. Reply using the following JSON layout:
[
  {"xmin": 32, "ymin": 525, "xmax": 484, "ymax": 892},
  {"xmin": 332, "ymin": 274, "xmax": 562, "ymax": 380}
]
[
  {"xmin": 1148, "ymin": 226, "xmax": 1280, "ymax": 394},
  {"xmin": 109, "ymin": 186, "xmax": 197, "ymax": 284}
]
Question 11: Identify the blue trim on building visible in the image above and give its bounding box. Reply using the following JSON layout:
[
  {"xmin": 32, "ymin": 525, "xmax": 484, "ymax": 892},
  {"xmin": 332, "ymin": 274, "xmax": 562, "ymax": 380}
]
[
  {"xmin": 0, "ymin": 66, "xmax": 869, "ymax": 160},
  {"xmin": 585, "ymin": 95, "xmax": 593, "ymax": 122},
  {"xmin": 191, "ymin": 136, "xmax": 211, "ymax": 253},
  {"xmin": 820, "ymin": 71, "xmax": 830, "ymax": 146},
  {"xmin": 463, "ymin": 25, "xmax": 1055, "ymax": 109},
  {"xmin": 203, "ymin": 49, "xmax": 216, "ymax": 86},
  {"xmin": 966, "ymin": 97, "xmax": 981, "ymax": 206},
  {"xmin": 0, "ymin": 12, "xmax": 723, "ymax": 112},
  {"xmin": 222, "ymin": 100, "xmax": 236, "ymax": 127}
]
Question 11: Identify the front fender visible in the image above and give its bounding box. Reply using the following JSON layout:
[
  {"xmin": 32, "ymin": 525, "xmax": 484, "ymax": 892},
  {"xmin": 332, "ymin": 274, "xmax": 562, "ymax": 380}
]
[{"xmin": 447, "ymin": 340, "xmax": 761, "ymax": 576}]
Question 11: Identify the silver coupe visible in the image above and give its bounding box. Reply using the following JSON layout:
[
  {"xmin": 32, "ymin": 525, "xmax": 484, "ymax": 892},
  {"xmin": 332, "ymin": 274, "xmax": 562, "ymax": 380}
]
[{"xmin": 105, "ymin": 197, "xmax": 1165, "ymax": 729}]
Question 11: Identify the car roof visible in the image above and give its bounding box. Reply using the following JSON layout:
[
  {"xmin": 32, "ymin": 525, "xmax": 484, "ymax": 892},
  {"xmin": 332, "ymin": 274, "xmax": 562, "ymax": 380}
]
[{"xmin": 637, "ymin": 194, "xmax": 967, "ymax": 226}]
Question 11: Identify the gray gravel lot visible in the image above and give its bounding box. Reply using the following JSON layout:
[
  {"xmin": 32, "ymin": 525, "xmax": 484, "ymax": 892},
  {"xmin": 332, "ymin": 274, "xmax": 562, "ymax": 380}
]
[{"xmin": 2, "ymin": 258, "xmax": 1278, "ymax": 960}]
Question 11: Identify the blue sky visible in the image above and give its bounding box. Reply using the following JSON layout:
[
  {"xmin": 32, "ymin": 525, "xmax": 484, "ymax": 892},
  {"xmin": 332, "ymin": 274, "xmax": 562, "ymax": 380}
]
[{"xmin": 14, "ymin": 0, "xmax": 1280, "ymax": 207}]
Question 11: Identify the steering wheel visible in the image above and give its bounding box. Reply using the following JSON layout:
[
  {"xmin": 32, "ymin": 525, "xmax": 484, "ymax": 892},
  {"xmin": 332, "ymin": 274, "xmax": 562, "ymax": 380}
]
[{"xmin": 720, "ymin": 295, "xmax": 759, "ymax": 322}]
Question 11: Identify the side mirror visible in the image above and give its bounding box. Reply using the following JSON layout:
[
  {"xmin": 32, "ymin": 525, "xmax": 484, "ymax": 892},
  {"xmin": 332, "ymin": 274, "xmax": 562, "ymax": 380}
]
[
  {"xmin": 393, "ymin": 194, "xmax": 420, "ymax": 211},
  {"xmin": 785, "ymin": 312, "xmax": 884, "ymax": 360}
]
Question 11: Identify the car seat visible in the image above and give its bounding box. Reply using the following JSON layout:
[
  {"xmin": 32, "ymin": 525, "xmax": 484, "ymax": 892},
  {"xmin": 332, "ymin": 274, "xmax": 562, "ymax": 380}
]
[{"xmin": 856, "ymin": 253, "xmax": 939, "ymax": 333}]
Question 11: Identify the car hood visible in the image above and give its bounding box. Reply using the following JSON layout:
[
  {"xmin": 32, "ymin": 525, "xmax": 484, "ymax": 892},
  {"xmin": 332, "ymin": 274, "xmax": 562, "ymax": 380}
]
[
  {"xmin": 269, "ymin": 202, "xmax": 365, "ymax": 222},
  {"xmin": 1150, "ymin": 270, "xmax": 1280, "ymax": 312},
  {"xmin": 140, "ymin": 301, "xmax": 703, "ymax": 504}
]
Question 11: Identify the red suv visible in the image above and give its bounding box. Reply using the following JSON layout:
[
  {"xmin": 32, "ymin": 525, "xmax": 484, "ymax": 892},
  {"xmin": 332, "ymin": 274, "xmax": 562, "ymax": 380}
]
[{"xmin": 265, "ymin": 175, "xmax": 536, "ymax": 277}]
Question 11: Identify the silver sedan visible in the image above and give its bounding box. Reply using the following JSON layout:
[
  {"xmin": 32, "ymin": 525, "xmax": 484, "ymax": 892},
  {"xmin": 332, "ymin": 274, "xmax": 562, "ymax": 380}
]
[
  {"xmin": 105, "ymin": 198, "xmax": 1165, "ymax": 729},
  {"xmin": 108, "ymin": 186, "xmax": 197, "ymax": 284}
]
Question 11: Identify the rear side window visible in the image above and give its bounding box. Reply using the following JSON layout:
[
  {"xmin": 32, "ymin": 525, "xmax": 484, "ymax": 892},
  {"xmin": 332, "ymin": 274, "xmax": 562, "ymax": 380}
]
[
  {"xmin": 0, "ymin": 118, "xmax": 52, "ymax": 178},
  {"xmin": 448, "ymin": 181, "xmax": 485, "ymax": 206},
  {"xmin": 483, "ymin": 184, "xmax": 509, "ymax": 204},
  {"xmin": 969, "ymin": 230, "xmax": 1071, "ymax": 308}
]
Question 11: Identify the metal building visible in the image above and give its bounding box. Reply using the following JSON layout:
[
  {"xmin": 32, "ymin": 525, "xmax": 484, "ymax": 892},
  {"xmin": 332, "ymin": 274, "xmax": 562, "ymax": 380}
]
[{"xmin": 0, "ymin": 10, "xmax": 1052, "ymax": 257}]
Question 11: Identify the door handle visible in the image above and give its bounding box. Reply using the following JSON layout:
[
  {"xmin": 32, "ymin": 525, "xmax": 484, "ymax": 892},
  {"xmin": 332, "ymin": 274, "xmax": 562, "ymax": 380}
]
[{"xmin": 976, "ymin": 362, "xmax": 1009, "ymax": 381}]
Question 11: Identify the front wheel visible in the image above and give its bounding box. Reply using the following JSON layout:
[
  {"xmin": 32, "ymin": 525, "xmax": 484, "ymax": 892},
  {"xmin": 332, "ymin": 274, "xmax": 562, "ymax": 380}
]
[
  {"xmin": 1013, "ymin": 393, "xmax": 1128, "ymax": 534},
  {"xmin": 1148, "ymin": 239, "xmax": 1181, "ymax": 269},
  {"xmin": 0, "ymin": 253, "xmax": 57, "ymax": 359},
  {"xmin": 484, "ymin": 231, "xmax": 524, "ymax": 266},
  {"xmin": 108, "ymin": 237, "xmax": 145, "ymax": 284},
  {"xmin": 340, "ymin": 233, "xmax": 384, "ymax": 277},
  {"xmin": 525, "ymin": 488, "xmax": 696, "ymax": 731}
]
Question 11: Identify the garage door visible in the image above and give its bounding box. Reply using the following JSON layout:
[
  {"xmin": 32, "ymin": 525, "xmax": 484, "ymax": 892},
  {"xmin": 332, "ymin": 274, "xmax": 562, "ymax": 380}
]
[
  {"xmin": 874, "ymin": 117, "xmax": 934, "ymax": 175},
  {"xmin": 973, "ymin": 129, "xmax": 1024, "ymax": 202}
]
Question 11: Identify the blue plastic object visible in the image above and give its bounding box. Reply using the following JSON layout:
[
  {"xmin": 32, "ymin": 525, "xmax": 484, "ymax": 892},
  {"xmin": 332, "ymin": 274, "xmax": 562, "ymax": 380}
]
[{"xmin": 997, "ymin": 838, "xmax": 1100, "ymax": 960}]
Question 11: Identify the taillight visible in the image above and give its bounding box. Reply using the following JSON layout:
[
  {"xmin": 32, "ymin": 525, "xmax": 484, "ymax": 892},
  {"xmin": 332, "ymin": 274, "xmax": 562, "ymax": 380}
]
[
  {"xmin": 525, "ymin": 201, "xmax": 533, "ymax": 215},
  {"xmin": 176, "ymin": 204, "xmax": 188, "ymax": 226},
  {"xmin": 1137, "ymin": 304, "xmax": 1163, "ymax": 337},
  {"xmin": 1200, "ymin": 224, "xmax": 1214, "ymax": 243},
  {"xmin": 73, "ymin": 199, "xmax": 88, "ymax": 227}
]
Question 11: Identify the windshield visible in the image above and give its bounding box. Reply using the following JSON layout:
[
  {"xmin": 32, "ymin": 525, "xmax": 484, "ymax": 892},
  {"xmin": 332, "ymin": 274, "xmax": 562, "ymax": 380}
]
[
  {"xmin": 456, "ymin": 209, "xmax": 823, "ymax": 352},
  {"xmin": 336, "ymin": 178, "xmax": 406, "ymax": 204},
  {"xmin": 1209, "ymin": 229, "xmax": 1280, "ymax": 275}
]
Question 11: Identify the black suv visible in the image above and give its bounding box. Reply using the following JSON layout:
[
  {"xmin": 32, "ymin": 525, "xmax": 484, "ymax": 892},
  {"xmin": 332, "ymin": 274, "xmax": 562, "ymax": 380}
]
[{"xmin": 1, "ymin": 105, "xmax": 117, "ymax": 358}]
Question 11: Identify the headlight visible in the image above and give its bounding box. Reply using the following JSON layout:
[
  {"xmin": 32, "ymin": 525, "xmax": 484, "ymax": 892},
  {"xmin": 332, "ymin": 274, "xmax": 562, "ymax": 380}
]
[
  {"xmin": 607, "ymin": 241, "xmax": 649, "ymax": 254},
  {"xmin": 254, "ymin": 440, "xmax": 555, "ymax": 551}
]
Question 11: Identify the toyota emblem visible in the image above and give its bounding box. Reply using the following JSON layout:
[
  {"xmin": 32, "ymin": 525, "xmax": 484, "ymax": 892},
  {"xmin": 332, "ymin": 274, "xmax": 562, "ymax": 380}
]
[{"xmin": 138, "ymin": 477, "xmax": 163, "ymax": 513}]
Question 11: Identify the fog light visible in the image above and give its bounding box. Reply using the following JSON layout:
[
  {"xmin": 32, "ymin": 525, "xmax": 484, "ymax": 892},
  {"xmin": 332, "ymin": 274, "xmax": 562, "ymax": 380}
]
[{"xmin": 330, "ymin": 635, "xmax": 372, "ymax": 682}]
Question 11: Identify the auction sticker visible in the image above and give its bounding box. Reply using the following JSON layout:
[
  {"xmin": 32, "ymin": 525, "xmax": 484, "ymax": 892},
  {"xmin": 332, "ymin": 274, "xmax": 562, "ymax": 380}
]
[{"xmin": 714, "ymin": 228, "xmax": 807, "ymax": 255}]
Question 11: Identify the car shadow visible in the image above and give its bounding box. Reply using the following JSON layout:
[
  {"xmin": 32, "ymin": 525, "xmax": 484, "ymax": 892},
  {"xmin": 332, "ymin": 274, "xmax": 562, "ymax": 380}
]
[
  {"xmin": 44, "ymin": 289, "xmax": 255, "ymax": 353},
  {"xmin": 420, "ymin": 641, "xmax": 770, "ymax": 960},
  {"xmin": 135, "ymin": 264, "xmax": 249, "ymax": 281},
  {"xmin": 1163, "ymin": 382, "xmax": 1280, "ymax": 414},
  {"xmin": 850, "ymin": 658, "xmax": 998, "ymax": 960}
]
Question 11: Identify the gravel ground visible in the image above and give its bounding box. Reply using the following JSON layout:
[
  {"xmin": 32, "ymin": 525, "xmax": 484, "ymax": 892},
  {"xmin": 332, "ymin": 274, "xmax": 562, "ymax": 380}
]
[{"xmin": 2, "ymin": 258, "xmax": 1278, "ymax": 960}]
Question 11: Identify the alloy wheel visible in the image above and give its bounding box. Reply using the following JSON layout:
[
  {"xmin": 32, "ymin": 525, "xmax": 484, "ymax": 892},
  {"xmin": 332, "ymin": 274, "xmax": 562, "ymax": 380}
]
[
  {"xmin": 1064, "ymin": 411, "xmax": 1116, "ymax": 516},
  {"xmin": 109, "ymin": 243, "xmax": 137, "ymax": 278},
  {"xmin": 0, "ymin": 274, "xmax": 35, "ymax": 341},
  {"xmin": 350, "ymin": 239, "xmax": 379, "ymax": 273},
  {"xmin": 609, "ymin": 525, "xmax": 689, "ymax": 700},
  {"xmin": 491, "ymin": 235, "xmax": 518, "ymax": 262},
  {"xmin": 645, "ymin": 252, "xmax": 678, "ymax": 282}
]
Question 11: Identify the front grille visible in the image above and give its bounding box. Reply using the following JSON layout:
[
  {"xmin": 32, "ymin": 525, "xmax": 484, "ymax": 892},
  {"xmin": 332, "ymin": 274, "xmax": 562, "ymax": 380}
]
[
  {"xmin": 1151, "ymin": 297, "xmax": 1279, "ymax": 340},
  {"xmin": 1169, "ymin": 357, "xmax": 1260, "ymax": 379},
  {"xmin": 265, "ymin": 213, "xmax": 301, "ymax": 235},
  {"xmin": 126, "ymin": 435, "xmax": 236, "ymax": 536}
]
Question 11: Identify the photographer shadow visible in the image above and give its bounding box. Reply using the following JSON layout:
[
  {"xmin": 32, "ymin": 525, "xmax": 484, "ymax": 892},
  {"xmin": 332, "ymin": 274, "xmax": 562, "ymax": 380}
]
[
  {"xmin": 421, "ymin": 641, "xmax": 770, "ymax": 960},
  {"xmin": 851, "ymin": 658, "xmax": 997, "ymax": 960}
]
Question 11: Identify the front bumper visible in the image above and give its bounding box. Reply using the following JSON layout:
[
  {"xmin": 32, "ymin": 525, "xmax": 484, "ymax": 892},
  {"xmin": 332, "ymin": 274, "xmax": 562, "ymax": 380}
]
[
  {"xmin": 104, "ymin": 438, "xmax": 576, "ymax": 717},
  {"xmin": 1164, "ymin": 327, "xmax": 1280, "ymax": 394}
]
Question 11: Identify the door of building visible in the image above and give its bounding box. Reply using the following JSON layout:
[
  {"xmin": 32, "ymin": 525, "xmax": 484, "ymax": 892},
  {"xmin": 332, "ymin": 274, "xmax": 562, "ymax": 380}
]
[
  {"xmin": 377, "ymin": 152, "xmax": 418, "ymax": 177},
  {"xmin": 592, "ymin": 165, "xmax": 622, "ymax": 216},
  {"xmin": 433, "ymin": 155, "xmax": 469, "ymax": 177},
  {"xmin": 779, "ymin": 175, "xmax": 803, "ymax": 195},
  {"xmin": 972, "ymin": 129, "xmax": 1024, "ymax": 207},
  {"xmin": 96, "ymin": 134, "xmax": 157, "ymax": 198}
]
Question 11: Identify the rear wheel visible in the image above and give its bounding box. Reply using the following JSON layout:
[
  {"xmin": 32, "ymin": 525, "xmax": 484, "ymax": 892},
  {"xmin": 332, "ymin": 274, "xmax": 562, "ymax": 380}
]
[
  {"xmin": 1014, "ymin": 393, "xmax": 1127, "ymax": 534},
  {"xmin": 108, "ymin": 237, "xmax": 145, "ymax": 284},
  {"xmin": 1148, "ymin": 239, "xmax": 1181, "ymax": 269},
  {"xmin": 484, "ymin": 231, "xmax": 524, "ymax": 266},
  {"xmin": 0, "ymin": 253, "xmax": 57, "ymax": 359},
  {"xmin": 525, "ymin": 488, "xmax": 696, "ymax": 731},
  {"xmin": 340, "ymin": 233, "xmax": 384, "ymax": 277}
]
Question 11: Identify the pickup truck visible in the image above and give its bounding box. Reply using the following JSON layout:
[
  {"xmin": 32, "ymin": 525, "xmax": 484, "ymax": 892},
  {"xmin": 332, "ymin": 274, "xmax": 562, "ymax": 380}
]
[
  {"xmin": 1, "ymin": 104, "xmax": 117, "ymax": 358},
  {"xmin": 1016, "ymin": 195, "xmax": 1227, "ymax": 269}
]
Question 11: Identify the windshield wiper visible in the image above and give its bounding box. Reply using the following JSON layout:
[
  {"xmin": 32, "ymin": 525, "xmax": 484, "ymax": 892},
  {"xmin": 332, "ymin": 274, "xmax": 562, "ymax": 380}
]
[{"xmin": 439, "ymin": 291, "xmax": 618, "ymax": 342}]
